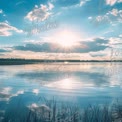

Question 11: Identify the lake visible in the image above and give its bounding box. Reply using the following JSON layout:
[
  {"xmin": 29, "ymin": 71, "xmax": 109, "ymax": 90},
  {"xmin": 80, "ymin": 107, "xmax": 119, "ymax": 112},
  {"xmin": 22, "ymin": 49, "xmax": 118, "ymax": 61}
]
[{"xmin": 0, "ymin": 62, "xmax": 122, "ymax": 121}]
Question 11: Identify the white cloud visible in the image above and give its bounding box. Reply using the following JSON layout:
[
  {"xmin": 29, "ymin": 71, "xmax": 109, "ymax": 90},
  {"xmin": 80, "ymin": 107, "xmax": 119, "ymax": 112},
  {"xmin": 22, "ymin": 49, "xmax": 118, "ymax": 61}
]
[
  {"xmin": 80, "ymin": 1, "xmax": 86, "ymax": 6},
  {"xmin": 12, "ymin": 90, "xmax": 24, "ymax": 97},
  {"xmin": 0, "ymin": 87, "xmax": 25, "ymax": 101},
  {"xmin": 0, "ymin": 87, "xmax": 12, "ymax": 101},
  {"xmin": 0, "ymin": 22, "xmax": 23, "ymax": 36},
  {"xmin": 107, "ymin": 9, "xmax": 122, "ymax": 23},
  {"xmin": 88, "ymin": 16, "xmax": 92, "ymax": 20},
  {"xmin": 28, "ymin": 103, "xmax": 51, "ymax": 113},
  {"xmin": 95, "ymin": 15, "xmax": 109, "ymax": 22},
  {"xmin": 60, "ymin": 0, "xmax": 90, "ymax": 10},
  {"xmin": 0, "ymin": 9, "xmax": 3, "ymax": 14},
  {"xmin": 4, "ymin": 20, "xmax": 9, "ymax": 24},
  {"xmin": 91, "ymin": 8, "xmax": 122, "ymax": 25},
  {"xmin": 80, "ymin": 0, "xmax": 90, "ymax": 6},
  {"xmin": 32, "ymin": 89, "xmax": 39, "ymax": 95},
  {"xmin": 106, "ymin": 0, "xmax": 117, "ymax": 6},
  {"xmin": 25, "ymin": 3, "xmax": 54, "ymax": 22},
  {"xmin": 0, "ymin": 9, "xmax": 6, "ymax": 16},
  {"xmin": 106, "ymin": 0, "xmax": 122, "ymax": 6},
  {"xmin": 48, "ymin": 2, "xmax": 54, "ymax": 10},
  {"xmin": 108, "ymin": 8, "xmax": 122, "ymax": 17},
  {"xmin": 119, "ymin": 34, "xmax": 122, "ymax": 37},
  {"xmin": 109, "ymin": 9, "xmax": 119, "ymax": 16},
  {"xmin": 109, "ymin": 37, "xmax": 122, "ymax": 45},
  {"xmin": 30, "ymin": 103, "xmax": 39, "ymax": 108},
  {"xmin": 2, "ymin": 87, "xmax": 12, "ymax": 94}
]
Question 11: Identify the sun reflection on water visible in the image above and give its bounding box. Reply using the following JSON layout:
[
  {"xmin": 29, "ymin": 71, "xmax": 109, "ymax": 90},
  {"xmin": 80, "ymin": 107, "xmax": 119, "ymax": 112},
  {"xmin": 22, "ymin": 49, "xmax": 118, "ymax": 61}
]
[{"xmin": 45, "ymin": 78, "xmax": 75, "ymax": 90}]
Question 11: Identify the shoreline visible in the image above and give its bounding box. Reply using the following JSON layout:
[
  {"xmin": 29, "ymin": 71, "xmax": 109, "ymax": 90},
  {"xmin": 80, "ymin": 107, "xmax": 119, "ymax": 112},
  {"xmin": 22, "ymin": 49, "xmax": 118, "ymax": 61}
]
[{"xmin": 0, "ymin": 59, "xmax": 122, "ymax": 65}]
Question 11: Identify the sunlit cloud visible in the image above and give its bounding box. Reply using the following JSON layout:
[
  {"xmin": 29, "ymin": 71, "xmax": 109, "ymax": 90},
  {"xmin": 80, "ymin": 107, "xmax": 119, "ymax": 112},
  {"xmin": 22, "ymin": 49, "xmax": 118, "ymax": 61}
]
[
  {"xmin": 89, "ymin": 8, "xmax": 122, "ymax": 26},
  {"xmin": 0, "ymin": 36, "xmax": 112, "ymax": 60},
  {"xmin": 0, "ymin": 22, "xmax": 23, "ymax": 36},
  {"xmin": 106, "ymin": 0, "xmax": 122, "ymax": 6},
  {"xmin": 25, "ymin": 3, "xmax": 54, "ymax": 22}
]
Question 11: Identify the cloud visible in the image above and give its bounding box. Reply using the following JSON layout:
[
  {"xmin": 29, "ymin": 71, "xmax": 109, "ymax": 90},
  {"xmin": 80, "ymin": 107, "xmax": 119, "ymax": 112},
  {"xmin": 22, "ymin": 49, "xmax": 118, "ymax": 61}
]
[
  {"xmin": 107, "ymin": 9, "xmax": 122, "ymax": 23},
  {"xmin": 28, "ymin": 103, "xmax": 51, "ymax": 117},
  {"xmin": 109, "ymin": 37, "xmax": 122, "ymax": 46},
  {"xmin": 108, "ymin": 9, "xmax": 122, "ymax": 17},
  {"xmin": 80, "ymin": 0, "xmax": 90, "ymax": 6},
  {"xmin": 15, "ymin": 1, "xmax": 27, "ymax": 6},
  {"xmin": 109, "ymin": 9, "xmax": 119, "ymax": 16},
  {"xmin": 88, "ymin": 16, "xmax": 92, "ymax": 20},
  {"xmin": 55, "ymin": 0, "xmax": 90, "ymax": 8},
  {"xmin": 90, "ymin": 8, "xmax": 122, "ymax": 25},
  {"xmin": 32, "ymin": 89, "xmax": 39, "ymax": 95},
  {"xmin": 76, "ymin": 38, "xmax": 109, "ymax": 53},
  {"xmin": 0, "ymin": 87, "xmax": 12, "ymax": 101},
  {"xmin": 0, "ymin": 87, "xmax": 24, "ymax": 101},
  {"xmin": 25, "ymin": 3, "xmax": 54, "ymax": 22},
  {"xmin": 60, "ymin": 0, "xmax": 90, "ymax": 10},
  {"xmin": 106, "ymin": 0, "xmax": 122, "ymax": 6},
  {"xmin": 48, "ymin": 2, "xmax": 54, "ymax": 10},
  {"xmin": 119, "ymin": 34, "xmax": 122, "ymax": 37},
  {"xmin": 0, "ymin": 47, "xmax": 12, "ymax": 53},
  {"xmin": 106, "ymin": 0, "xmax": 117, "ymax": 6},
  {"xmin": 0, "ymin": 38, "xmax": 111, "ymax": 60},
  {"xmin": 0, "ymin": 9, "xmax": 3, "ymax": 14},
  {"xmin": 0, "ymin": 49, "xmax": 9, "ymax": 52},
  {"xmin": 89, "ymin": 50, "xmax": 108, "ymax": 57},
  {"xmin": 0, "ymin": 22, "xmax": 23, "ymax": 36},
  {"xmin": 56, "ymin": 0, "xmax": 80, "ymax": 7},
  {"xmin": 13, "ymin": 38, "xmax": 109, "ymax": 53},
  {"xmin": 0, "ymin": 9, "xmax": 6, "ymax": 16},
  {"xmin": 17, "ymin": 69, "xmax": 110, "ymax": 87}
]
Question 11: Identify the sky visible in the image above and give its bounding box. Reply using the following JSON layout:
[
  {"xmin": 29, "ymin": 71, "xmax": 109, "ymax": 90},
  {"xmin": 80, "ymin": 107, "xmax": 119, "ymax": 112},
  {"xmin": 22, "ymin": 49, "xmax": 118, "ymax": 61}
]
[{"xmin": 0, "ymin": 0, "xmax": 122, "ymax": 60}]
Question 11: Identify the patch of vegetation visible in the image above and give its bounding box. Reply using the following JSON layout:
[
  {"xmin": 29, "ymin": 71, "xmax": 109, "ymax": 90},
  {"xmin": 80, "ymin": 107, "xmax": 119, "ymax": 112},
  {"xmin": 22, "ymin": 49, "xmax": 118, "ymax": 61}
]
[{"xmin": 0, "ymin": 98, "xmax": 122, "ymax": 122}]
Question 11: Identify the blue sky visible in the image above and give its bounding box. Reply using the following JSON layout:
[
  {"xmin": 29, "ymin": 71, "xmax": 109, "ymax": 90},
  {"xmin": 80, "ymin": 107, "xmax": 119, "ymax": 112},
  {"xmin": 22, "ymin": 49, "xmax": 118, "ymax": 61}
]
[{"xmin": 0, "ymin": 0, "xmax": 122, "ymax": 60}]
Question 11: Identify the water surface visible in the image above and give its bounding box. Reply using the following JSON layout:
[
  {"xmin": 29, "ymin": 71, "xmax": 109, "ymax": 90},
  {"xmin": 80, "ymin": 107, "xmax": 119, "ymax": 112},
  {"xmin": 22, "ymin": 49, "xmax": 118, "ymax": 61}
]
[{"xmin": 0, "ymin": 63, "xmax": 122, "ymax": 120}]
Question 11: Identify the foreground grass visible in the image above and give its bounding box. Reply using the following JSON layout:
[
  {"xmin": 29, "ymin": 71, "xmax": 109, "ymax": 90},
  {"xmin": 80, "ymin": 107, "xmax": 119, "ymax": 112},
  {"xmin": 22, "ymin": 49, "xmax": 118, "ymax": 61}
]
[{"xmin": 0, "ymin": 99, "xmax": 122, "ymax": 122}]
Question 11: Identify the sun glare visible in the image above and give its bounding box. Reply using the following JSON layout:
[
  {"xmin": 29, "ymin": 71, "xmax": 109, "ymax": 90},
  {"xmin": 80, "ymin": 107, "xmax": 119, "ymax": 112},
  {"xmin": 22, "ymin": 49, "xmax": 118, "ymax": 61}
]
[
  {"xmin": 60, "ymin": 78, "xmax": 73, "ymax": 89},
  {"xmin": 45, "ymin": 78, "xmax": 74, "ymax": 90},
  {"xmin": 52, "ymin": 30, "xmax": 80, "ymax": 48}
]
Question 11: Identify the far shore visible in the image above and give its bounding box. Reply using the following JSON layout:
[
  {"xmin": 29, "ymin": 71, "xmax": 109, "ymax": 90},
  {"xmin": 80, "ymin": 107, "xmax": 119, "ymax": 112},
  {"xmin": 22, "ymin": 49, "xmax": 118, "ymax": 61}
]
[{"xmin": 0, "ymin": 58, "xmax": 122, "ymax": 65}]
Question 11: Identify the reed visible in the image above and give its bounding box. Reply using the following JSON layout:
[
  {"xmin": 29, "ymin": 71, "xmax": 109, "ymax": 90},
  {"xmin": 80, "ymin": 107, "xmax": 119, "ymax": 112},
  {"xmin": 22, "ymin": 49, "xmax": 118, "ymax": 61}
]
[{"xmin": 0, "ymin": 99, "xmax": 122, "ymax": 122}]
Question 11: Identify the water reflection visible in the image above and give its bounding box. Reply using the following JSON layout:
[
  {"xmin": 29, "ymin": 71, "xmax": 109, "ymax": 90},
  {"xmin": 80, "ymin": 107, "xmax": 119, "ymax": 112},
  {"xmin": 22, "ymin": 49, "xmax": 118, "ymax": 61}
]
[
  {"xmin": 46, "ymin": 78, "xmax": 76, "ymax": 90},
  {"xmin": 0, "ymin": 63, "xmax": 122, "ymax": 105},
  {"xmin": 0, "ymin": 63, "xmax": 122, "ymax": 121},
  {"xmin": 14, "ymin": 63, "xmax": 121, "ymax": 88},
  {"xmin": 45, "ymin": 77, "xmax": 96, "ymax": 90}
]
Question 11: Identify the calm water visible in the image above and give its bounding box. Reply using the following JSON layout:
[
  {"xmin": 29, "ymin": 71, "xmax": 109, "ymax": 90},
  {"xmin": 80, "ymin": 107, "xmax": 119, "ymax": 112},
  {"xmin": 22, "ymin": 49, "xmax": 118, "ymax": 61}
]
[{"xmin": 0, "ymin": 62, "xmax": 122, "ymax": 120}]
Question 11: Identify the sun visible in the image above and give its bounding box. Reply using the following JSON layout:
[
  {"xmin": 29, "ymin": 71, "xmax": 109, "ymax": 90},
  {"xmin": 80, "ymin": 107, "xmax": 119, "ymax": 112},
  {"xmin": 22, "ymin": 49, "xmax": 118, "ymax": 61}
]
[{"xmin": 52, "ymin": 30, "xmax": 80, "ymax": 48}]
